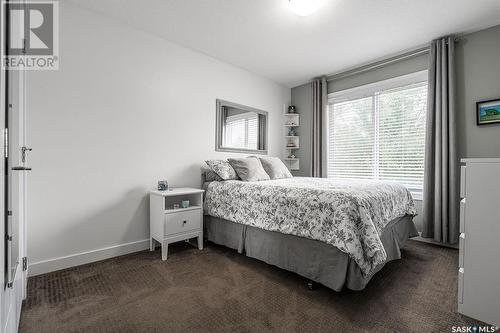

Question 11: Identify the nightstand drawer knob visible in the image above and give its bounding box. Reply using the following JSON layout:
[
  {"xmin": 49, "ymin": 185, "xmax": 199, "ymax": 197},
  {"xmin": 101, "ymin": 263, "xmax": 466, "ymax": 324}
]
[{"xmin": 183, "ymin": 220, "xmax": 187, "ymax": 225}]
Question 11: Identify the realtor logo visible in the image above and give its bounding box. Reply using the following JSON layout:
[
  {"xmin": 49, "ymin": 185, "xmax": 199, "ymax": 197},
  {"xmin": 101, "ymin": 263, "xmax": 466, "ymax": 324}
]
[{"xmin": 2, "ymin": 0, "xmax": 59, "ymax": 70}]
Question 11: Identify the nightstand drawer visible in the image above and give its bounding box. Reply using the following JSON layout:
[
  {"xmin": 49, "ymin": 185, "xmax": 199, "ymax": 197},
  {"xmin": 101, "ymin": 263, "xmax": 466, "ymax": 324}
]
[{"xmin": 164, "ymin": 209, "xmax": 201, "ymax": 236}]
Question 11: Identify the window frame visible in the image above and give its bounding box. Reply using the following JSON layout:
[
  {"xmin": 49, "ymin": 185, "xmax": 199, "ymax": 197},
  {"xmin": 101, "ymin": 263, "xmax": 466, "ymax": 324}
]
[
  {"xmin": 326, "ymin": 70, "xmax": 428, "ymax": 199},
  {"xmin": 215, "ymin": 99, "xmax": 268, "ymax": 155}
]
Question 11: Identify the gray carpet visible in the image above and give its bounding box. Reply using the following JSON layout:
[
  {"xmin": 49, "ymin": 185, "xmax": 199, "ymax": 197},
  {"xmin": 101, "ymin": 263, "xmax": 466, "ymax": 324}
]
[{"xmin": 20, "ymin": 240, "xmax": 481, "ymax": 332}]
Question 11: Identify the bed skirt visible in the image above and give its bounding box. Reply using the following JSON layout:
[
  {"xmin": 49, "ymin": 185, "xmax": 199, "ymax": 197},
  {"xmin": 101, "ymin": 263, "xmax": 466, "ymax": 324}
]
[{"xmin": 204, "ymin": 215, "xmax": 418, "ymax": 291}]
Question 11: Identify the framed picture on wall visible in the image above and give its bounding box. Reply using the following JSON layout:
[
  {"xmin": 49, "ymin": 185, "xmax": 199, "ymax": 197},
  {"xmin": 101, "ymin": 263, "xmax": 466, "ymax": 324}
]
[{"xmin": 477, "ymin": 98, "xmax": 500, "ymax": 125}]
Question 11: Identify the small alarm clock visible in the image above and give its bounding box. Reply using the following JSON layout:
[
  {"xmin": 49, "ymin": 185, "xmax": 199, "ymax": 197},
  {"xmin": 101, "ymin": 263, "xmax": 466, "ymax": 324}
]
[{"xmin": 158, "ymin": 180, "xmax": 169, "ymax": 191}]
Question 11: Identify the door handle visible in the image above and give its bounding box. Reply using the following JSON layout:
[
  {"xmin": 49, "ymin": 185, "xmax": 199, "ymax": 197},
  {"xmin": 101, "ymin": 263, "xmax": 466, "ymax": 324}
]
[
  {"xmin": 12, "ymin": 166, "xmax": 32, "ymax": 171},
  {"xmin": 21, "ymin": 147, "xmax": 32, "ymax": 163}
]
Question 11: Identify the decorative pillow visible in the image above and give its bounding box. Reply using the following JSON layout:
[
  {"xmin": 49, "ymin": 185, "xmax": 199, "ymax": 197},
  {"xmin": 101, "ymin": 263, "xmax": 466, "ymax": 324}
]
[
  {"xmin": 201, "ymin": 164, "xmax": 223, "ymax": 182},
  {"xmin": 227, "ymin": 157, "xmax": 270, "ymax": 182},
  {"xmin": 259, "ymin": 157, "xmax": 293, "ymax": 180},
  {"xmin": 205, "ymin": 159, "xmax": 239, "ymax": 180}
]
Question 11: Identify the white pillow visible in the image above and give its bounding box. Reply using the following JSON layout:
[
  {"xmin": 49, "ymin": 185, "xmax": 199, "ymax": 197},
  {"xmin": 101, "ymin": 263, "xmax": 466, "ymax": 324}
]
[{"xmin": 259, "ymin": 157, "xmax": 293, "ymax": 179}]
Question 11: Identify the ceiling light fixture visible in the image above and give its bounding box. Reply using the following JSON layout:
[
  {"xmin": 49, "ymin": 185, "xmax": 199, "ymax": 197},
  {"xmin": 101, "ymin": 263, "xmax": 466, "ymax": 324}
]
[{"xmin": 288, "ymin": 0, "xmax": 323, "ymax": 17}]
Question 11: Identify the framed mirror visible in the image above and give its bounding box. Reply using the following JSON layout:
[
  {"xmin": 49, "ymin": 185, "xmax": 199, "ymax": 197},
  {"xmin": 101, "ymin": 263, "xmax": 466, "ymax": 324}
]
[{"xmin": 215, "ymin": 99, "xmax": 268, "ymax": 154}]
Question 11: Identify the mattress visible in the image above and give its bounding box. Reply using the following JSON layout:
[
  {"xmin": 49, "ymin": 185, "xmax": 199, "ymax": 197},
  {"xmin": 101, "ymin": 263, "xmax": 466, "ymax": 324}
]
[{"xmin": 204, "ymin": 177, "xmax": 417, "ymax": 277}]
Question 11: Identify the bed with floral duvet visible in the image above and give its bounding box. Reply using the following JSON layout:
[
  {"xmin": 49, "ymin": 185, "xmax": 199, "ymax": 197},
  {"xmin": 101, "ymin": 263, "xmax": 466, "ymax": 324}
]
[{"xmin": 203, "ymin": 177, "xmax": 418, "ymax": 290}]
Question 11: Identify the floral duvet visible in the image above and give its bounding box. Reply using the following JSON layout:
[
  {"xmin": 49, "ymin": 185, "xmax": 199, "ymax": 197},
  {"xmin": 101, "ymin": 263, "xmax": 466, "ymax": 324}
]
[{"xmin": 204, "ymin": 177, "xmax": 417, "ymax": 277}]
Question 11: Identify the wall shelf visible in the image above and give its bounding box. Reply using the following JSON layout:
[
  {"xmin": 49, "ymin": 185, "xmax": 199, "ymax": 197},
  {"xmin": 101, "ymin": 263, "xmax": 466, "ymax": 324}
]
[
  {"xmin": 283, "ymin": 106, "xmax": 300, "ymax": 171},
  {"xmin": 285, "ymin": 158, "xmax": 300, "ymax": 171}
]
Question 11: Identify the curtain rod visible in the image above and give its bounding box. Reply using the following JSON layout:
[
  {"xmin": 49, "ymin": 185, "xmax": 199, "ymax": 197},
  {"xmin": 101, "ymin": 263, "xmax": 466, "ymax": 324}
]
[
  {"xmin": 324, "ymin": 46, "xmax": 430, "ymax": 82},
  {"xmin": 321, "ymin": 36, "xmax": 462, "ymax": 83}
]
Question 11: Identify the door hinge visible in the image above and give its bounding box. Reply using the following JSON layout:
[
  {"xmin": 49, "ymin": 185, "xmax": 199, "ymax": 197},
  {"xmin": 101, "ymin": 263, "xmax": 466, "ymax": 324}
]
[
  {"xmin": 7, "ymin": 210, "xmax": 12, "ymax": 216},
  {"xmin": 22, "ymin": 257, "xmax": 28, "ymax": 271},
  {"xmin": 3, "ymin": 128, "xmax": 7, "ymax": 158}
]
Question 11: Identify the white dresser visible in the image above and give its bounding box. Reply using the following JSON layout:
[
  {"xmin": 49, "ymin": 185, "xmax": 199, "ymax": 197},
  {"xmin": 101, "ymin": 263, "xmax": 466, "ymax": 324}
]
[
  {"xmin": 149, "ymin": 188, "xmax": 204, "ymax": 260},
  {"xmin": 459, "ymin": 159, "xmax": 500, "ymax": 326}
]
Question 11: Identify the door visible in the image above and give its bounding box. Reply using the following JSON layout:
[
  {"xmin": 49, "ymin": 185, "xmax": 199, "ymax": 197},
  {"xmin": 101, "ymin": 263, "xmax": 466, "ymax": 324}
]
[
  {"xmin": 6, "ymin": 58, "xmax": 29, "ymax": 331},
  {"xmin": 1, "ymin": 1, "xmax": 29, "ymax": 332}
]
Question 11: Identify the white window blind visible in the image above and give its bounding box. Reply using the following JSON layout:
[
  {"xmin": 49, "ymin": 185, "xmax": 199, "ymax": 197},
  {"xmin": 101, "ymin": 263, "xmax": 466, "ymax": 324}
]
[
  {"xmin": 328, "ymin": 72, "xmax": 427, "ymax": 193},
  {"xmin": 224, "ymin": 112, "xmax": 258, "ymax": 150}
]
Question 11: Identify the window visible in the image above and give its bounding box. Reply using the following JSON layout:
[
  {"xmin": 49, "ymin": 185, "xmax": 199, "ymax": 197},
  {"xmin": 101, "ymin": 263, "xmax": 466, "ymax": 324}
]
[{"xmin": 327, "ymin": 71, "xmax": 427, "ymax": 195}]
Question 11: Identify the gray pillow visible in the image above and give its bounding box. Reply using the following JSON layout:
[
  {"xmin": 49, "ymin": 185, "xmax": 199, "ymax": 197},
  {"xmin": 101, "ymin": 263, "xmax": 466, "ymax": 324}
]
[
  {"xmin": 259, "ymin": 157, "xmax": 293, "ymax": 180},
  {"xmin": 228, "ymin": 157, "xmax": 270, "ymax": 182},
  {"xmin": 205, "ymin": 159, "xmax": 239, "ymax": 180}
]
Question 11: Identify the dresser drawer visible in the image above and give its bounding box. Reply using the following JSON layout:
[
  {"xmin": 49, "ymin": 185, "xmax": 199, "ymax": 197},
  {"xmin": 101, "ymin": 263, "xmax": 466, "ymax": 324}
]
[
  {"xmin": 459, "ymin": 198, "xmax": 466, "ymax": 233},
  {"xmin": 460, "ymin": 166, "xmax": 466, "ymax": 198},
  {"xmin": 459, "ymin": 233, "xmax": 465, "ymax": 268},
  {"xmin": 164, "ymin": 209, "xmax": 201, "ymax": 236},
  {"xmin": 458, "ymin": 268, "xmax": 464, "ymax": 304}
]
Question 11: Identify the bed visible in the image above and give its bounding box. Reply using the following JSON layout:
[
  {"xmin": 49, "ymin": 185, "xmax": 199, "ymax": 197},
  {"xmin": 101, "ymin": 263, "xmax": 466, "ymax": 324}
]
[{"xmin": 202, "ymin": 176, "xmax": 418, "ymax": 291}]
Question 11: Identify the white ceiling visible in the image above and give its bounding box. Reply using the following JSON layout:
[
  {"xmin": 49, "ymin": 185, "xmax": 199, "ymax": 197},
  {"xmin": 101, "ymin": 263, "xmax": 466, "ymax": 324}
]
[{"xmin": 70, "ymin": 0, "xmax": 500, "ymax": 87}]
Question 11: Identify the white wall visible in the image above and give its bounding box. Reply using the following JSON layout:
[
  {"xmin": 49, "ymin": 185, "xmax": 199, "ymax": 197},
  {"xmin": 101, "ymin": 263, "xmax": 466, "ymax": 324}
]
[{"xmin": 27, "ymin": 2, "xmax": 290, "ymax": 274}]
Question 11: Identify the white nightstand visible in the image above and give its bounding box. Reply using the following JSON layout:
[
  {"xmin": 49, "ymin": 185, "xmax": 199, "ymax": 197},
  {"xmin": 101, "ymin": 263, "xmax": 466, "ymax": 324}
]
[{"xmin": 149, "ymin": 187, "xmax": 205, "ymax": 260}]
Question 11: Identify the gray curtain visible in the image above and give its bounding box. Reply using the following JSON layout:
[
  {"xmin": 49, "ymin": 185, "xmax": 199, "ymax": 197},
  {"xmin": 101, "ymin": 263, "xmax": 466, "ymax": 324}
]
[
  {"xmin": 311, "ymin": 77, "xmax": 327, "ymax": 177},
  {"xmin": 422, "ymin": 37, "xmax": 459, "ymax": 244}
]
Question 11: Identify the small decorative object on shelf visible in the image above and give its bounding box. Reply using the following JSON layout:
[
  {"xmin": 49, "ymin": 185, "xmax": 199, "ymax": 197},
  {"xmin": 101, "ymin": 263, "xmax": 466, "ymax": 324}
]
[
  {"xmin": 288, "ymin": 105, "xmax": 296, "ymax": 113},
  {"xmin": 181, "ymin": 200, "xmax": 190, "ymax": 208},
  {"xmin": 288, "ymin": 154, "xmax": 296, "ymax": 159},
  {"xmin": 173, "ymin": 203, "xmax": 180, "ymax": 209},
  {"xmin": 158, "ymin": 180, "xmax": 169, "ymax": 191},
  {"xmin": 288, "ymin": 128, "xmax": 296, "ymax": 136},
  {"xmin": 287, "ymin": 142, "xmax": 296, "ymax": 147}
]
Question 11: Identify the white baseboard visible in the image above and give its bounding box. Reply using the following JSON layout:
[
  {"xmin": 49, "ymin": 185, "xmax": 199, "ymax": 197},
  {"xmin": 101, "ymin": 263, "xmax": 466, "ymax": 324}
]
[{"xmin": 28, "ymin": 239, "xmax": 150, "ymax": 277}]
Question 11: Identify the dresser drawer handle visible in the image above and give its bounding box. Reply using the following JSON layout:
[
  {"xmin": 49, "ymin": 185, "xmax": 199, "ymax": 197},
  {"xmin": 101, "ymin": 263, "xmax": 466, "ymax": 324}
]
[{"xmin": 182, "ymin": 220, "xmax": 187, "ymax": 225}]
